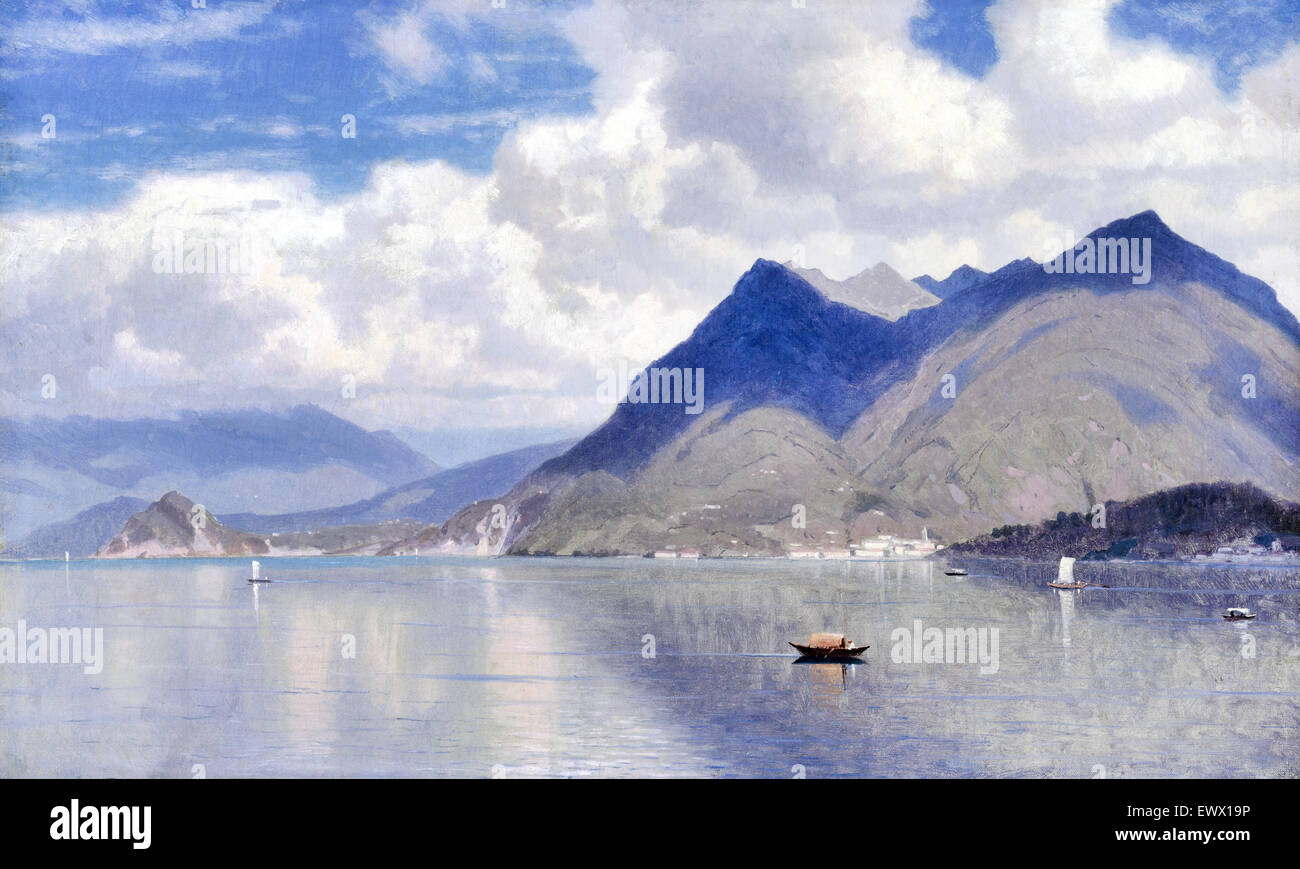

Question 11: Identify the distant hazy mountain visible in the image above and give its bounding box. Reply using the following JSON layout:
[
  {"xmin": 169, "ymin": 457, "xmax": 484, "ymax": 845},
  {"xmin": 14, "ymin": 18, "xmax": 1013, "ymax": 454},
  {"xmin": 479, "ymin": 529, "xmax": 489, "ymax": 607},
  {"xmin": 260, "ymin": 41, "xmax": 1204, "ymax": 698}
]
[
  {"xmin": 788, "ymin": 262, "xmax": 939, "ymax": 320},
  {"xmin": 221, "ymin": 438, "xmax": 578, "ymax": 533},
  {"xmin": 96, "ymin": 491, "xmax": 422, "ymax": 558},
  {"xmin": 913, "ymin": 264, "xmax": 987, "ymax": 298},
  {"xmin": 26, "ymin": 437, "xmax": 574, "ymax": 560},
  {"xmin": 913, "ymin": 258, "xmax": 1037, "ymax": 298},
  {"xmin": 407, "ymin": 211, "xmax": 1300, "ymax": 556},
  {"xmin": 388, "ymin": 425, "xmax": 588, "ymax": 468},
  {"xmin": 1, "ymin": 404, "xmax": 438, "ymax": 542},
  {"xmin": 4, "ymin": 496, "xmax": 148, "ymax": 559}
]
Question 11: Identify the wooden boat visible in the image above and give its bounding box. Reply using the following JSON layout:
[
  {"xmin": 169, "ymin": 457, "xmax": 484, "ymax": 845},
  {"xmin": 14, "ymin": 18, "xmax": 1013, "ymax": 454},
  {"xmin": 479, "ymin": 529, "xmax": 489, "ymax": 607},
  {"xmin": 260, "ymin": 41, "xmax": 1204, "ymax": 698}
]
[
  {"xmin": 1047, "ymin": 556, "xmax": 1086, "ymax": 589},
  {"xmin": 247, "ymin": 560, "xmax": 271, "ymax": 583},
  {"xmin": 1223, "ymin": 607, "xmax": 1256, "ymax": 621},
  {"xmin": 944, "ymin": 568, "xmax": 968, "ymax": 576},
  {"xmin": 789, "ymin": 632, "xmax": 869, "ymax": 659}
]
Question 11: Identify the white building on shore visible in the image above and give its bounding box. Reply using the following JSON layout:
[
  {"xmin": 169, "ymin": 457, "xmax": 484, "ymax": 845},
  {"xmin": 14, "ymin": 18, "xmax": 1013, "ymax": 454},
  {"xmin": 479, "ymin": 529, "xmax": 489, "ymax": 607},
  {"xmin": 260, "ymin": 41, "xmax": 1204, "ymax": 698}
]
[{"xmin": 848, "ymin": 528, "xmax": 941, "ymax": 559}]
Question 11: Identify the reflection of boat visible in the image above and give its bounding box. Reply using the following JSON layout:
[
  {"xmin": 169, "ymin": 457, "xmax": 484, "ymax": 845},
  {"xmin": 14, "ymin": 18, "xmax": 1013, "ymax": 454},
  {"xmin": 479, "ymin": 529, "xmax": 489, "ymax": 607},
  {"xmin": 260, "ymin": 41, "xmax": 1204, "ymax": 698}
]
[
  {"xmin": 789, "ymin": 632, "xmax": 869, "ymax": 659},
  {"xmin": 1047, "ymin": 556, "xmax": 1085, "ymax": 589},
  {"xmin": 944, "ymin": 568, "xmax": 968, "ymax": 576},
  {"xmin": 1059, "ymin": 583, "xmax": 1075, "ymax": 650},
  {"xmin": 247, "ymin": 560, "xmax": 271, "ymax": 583},
  {"xmin": 1223, "ymin": 607, "xmax": 1256, "ymax": 621},
  {"xmin": 809, "ymin": 661, "xmax": 850, "ymax": 692}
]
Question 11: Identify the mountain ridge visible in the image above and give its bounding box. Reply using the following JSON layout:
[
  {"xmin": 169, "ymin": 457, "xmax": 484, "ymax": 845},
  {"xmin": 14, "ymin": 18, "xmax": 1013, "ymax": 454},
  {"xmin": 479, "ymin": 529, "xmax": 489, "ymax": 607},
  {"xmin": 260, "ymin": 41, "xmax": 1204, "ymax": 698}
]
[
  {"xmin": 221, "ymin": 437, "xmax": 578, "ymax": 533},
  {"xmin": 96, "ymin": 491, "xmax": 425, "ymax": 558},
  {"xmin": 0, "ymin": 403, "xmax": 441, "ymax": 542},
  {"xmin": 413, "ymin": 210, "xmax": 1300, "ymax": 557},
  {"xmin": 787, "ymin": 261, "xmax": 940, "ymax": 320}
]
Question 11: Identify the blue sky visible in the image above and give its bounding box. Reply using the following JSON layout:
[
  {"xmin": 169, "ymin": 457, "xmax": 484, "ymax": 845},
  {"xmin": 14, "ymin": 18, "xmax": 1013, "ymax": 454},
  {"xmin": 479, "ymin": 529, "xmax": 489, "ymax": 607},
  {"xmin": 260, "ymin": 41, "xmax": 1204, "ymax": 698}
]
[
  {"xmin": 1110, "ymin": 0, "xmax": 1300, "ymax": 90},
  {"xmin": 3, "ymin": 0, "xmax": 1295, "ymax": 212},
  {"xmin": 1, "ymin": 0, "xmax": 596, "ymax": 208},
  {"xmin": 911, "ymin": 0, "xmax": 1300, "ymax": 83}
]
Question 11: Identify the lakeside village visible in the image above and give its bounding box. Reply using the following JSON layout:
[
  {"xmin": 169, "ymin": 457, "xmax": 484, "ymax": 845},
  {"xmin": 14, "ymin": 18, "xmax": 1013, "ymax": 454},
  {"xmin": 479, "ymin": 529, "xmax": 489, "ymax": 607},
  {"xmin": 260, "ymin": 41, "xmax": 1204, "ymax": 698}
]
[
  {"xmin": 650, "ymin": 529, "xmax": 1300, "ymax": 563},
  {"xmin": 653, "ymin": 529, "xmax": 943, "ymax": 561}
]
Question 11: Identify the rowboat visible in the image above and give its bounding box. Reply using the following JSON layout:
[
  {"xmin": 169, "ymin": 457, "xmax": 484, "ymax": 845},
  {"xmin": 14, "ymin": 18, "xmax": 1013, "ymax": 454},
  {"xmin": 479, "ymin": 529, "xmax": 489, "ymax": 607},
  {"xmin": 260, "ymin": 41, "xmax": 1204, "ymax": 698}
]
[
  {"xmin": 1223, "ymin": 607, "xmax": 1256, "ymax": 621},
  {"xmin": 944, "ymin": 568, "xmax": 968, "ymax": 576},
  {"xmin": 789, "ymin": 632, "xmax": 869, "ymax": 659}
]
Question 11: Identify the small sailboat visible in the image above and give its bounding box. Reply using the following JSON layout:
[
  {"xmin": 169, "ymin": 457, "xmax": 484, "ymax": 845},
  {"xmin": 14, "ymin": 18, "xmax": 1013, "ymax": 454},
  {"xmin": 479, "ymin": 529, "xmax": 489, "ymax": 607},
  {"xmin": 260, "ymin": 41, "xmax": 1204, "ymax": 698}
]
[
  {"xmin": 789, "ymin": 632, "xmax": 869, "ymax": 660},
  {"xmin": 1223, "ymin": 607, "xmax": 1256, "ymax": 621},
  {"xmin": 1047, "ymin": 556, "xmax": 1086, "ymax": 589},
  {"xmin": 247, "ymin": 560, "xmax": 270, "ymax": 583}
]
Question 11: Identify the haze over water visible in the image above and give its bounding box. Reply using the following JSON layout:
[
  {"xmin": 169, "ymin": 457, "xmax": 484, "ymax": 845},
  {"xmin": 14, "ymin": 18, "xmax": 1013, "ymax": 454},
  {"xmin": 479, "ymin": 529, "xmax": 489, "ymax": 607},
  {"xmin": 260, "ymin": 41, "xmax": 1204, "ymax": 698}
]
[{"xmin": 1, "ymin": 557, "xmax": 1296, "ymax": 778}]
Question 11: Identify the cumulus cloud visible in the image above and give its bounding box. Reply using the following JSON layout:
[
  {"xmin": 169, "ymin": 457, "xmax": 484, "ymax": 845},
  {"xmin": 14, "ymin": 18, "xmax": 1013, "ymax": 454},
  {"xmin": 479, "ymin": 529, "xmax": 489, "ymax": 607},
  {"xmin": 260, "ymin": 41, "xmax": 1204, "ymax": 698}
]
[{"xmin": 3, "ymin": 0, "xmax": 1296, "ymax": 433}]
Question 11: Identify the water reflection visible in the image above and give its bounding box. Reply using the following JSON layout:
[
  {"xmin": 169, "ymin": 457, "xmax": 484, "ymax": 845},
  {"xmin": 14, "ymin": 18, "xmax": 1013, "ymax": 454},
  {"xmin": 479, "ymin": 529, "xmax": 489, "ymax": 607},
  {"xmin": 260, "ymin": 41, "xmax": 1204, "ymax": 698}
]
[
  {"xmin": 808, "ymin": 662, "xmax": 847, "ymax": 708},
  {"xmin": 1058, "ymin": 588, "xmax": 1075, "ymax": 649},
  {"xmin": 0, "ymin": 555, "xmax": 1296, "ymax": 778}
]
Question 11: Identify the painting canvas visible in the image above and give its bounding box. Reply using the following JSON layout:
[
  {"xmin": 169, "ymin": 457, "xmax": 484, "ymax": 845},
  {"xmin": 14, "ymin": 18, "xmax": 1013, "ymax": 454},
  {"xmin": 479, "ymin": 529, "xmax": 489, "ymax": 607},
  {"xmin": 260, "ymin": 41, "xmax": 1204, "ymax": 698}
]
[{"xmin": 2, "ymin": 0, "xmax": 1298, "ymax": 797}]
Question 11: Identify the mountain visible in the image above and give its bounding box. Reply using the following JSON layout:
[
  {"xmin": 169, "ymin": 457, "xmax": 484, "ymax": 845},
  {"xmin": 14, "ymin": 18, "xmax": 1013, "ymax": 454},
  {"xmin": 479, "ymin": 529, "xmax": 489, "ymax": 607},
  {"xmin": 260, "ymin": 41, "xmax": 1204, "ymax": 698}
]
[
  {"xmin": 220, "ymin": 438, "xmax": 578, "ymax": 533},
  {"xmin": 841, "ymin": 272, "xmax": 1299, "ymax": 540},
  {"xmin": 96, "ymin": 491, "xmax": 423, "ymax": 558},
  {"xmin": 787, "ymin": 262, "xmax": 939, "ymax": 320},
  {"xmin": 97, "ymin": 491, "xmax": 269, "ymax": 558},
  {"xmin": 403, "ymin": 210, "xmax": 1300, "ymax": 556},
  {"xmin": 0, "ymin": 404, "xmax": 439, "ymax": 542},
  {"xmin": 913, "ymin": 264, "xmax": 987, "ymax": 298},
  {"xmin": 535, "ymin": 259, "xmax": 904, "ymax": 481},
  {"xmin": 3, "ymin": 496, "xmax": 149, "ymax": 559},
  {"xmin": 913, "ymin": 258, "xmax": 1038, "ymax": 298},
  {"xmin": 36, "ymin": 436, "xmax": 573, "ymax": 560},
  {"xmin": 388, "ymin": 425, "xmax": 588, "ymax": 468}
]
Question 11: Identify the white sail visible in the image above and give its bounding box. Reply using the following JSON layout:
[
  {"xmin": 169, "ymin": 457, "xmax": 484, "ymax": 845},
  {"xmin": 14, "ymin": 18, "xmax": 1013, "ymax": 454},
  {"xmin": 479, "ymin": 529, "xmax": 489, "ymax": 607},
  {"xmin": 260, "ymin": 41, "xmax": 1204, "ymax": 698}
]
[
  {"xmin": 251, "ymin": 560, "xmax": 260, "ymax": 580},
  {"xmin": 1058, "ymin": 556, "xmax": 1075, "ymax": 584}
]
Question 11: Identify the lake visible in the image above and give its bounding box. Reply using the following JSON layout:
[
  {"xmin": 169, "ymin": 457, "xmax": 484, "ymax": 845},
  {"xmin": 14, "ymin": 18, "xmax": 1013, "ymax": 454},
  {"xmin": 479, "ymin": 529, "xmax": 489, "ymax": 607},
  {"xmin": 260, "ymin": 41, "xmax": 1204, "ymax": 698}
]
[{"xmin": 1, "ymin": 556, "xmax": 1297, "ymax": 778}]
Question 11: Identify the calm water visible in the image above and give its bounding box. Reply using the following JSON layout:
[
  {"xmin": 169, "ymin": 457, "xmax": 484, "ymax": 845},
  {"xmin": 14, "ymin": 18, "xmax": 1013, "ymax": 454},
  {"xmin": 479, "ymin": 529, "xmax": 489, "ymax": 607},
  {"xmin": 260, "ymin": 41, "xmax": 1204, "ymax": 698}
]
[{"xmin": 1, "ymin": 556, "xmax": 1297, "ymax": 778}]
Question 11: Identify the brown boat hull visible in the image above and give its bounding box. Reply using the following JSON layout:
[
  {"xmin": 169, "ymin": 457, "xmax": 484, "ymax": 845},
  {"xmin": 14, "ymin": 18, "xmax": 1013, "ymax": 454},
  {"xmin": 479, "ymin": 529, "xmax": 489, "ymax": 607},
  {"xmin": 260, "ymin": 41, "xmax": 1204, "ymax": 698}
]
[
  {"xmin": 1223, "ymin": 614, "xmax": 1256, "ymax": 620},
  {"xmin": 789, "ymin": 642, "xmax": 869, "ymax": 658},
  {"xmin": 1047, "ymin": 582, "xmax": 1086, "ymax": 589}
]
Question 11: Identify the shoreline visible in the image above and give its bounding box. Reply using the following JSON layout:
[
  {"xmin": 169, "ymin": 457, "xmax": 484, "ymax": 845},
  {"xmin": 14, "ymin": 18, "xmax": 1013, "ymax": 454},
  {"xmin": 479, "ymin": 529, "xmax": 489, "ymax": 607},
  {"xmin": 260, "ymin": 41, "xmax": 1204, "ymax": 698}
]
[{"xmin": 6, "ymin": 552, "xmax": 1299, "ymax": 568}]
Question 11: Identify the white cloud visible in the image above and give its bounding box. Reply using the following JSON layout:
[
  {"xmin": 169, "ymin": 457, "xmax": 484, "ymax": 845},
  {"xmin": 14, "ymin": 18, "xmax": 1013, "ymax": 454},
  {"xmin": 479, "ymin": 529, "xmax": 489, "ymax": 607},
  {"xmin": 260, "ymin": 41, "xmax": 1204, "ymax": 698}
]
[
  {"xmin": 142, "ymin": 59, "xmax": 222, "ymax": 82},
  {"xmin": 361, "ymin": 5, "xmax": 444, "ymax": 89},
  {"xmin": 386, "ymin": 108, "xmax": 530, "ymax": 136},
  {"xmin": 3, "ymin": 0, "xmax": 1297, "ymax": 434},
  {"xmin": 356, "ymin": 0, "xmax": 513, "ymax": 95}
]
